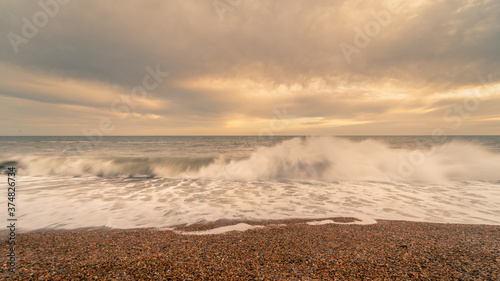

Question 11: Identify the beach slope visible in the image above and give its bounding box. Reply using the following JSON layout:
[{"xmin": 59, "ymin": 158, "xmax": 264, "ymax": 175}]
[{"xmin": 3, "ymin": 219, "xmax": 499, "ymax": 280}]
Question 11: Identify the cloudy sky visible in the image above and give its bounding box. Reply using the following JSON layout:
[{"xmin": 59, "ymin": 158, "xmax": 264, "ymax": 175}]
[{"xmin": 1, "ymin": 0, "xmax": 499, "ymax": 136}]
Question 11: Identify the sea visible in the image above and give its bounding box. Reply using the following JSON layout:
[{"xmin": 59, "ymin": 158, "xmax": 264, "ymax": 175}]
[{"xmin": 1, "ymin": 135, "xmax": 499, "ymax": 232}]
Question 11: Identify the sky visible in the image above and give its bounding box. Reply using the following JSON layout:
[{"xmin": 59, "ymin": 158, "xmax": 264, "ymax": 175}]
[{"xmin": 1, "ymin": 0, "xmax": 499, "ymax": 136}]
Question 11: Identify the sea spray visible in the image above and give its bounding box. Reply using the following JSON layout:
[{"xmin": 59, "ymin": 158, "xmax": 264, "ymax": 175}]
[
  {"xmin": 4, "ymin": 136, "xmax": 500, "ymax": 182},
  {"xmin": 2, "ymin": 136, "xmax": 500, "ymax": 232}
]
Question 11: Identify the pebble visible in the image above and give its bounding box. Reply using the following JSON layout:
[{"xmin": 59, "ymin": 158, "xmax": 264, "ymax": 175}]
[{"xmin": 1, "ymin": 219, "xmax": 499, "ymax": 280}]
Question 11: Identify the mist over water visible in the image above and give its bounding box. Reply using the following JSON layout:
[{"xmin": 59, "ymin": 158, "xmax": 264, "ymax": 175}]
[{"xmin": 1, "ymin": 136, "xmax": 500, "ymax": 232}]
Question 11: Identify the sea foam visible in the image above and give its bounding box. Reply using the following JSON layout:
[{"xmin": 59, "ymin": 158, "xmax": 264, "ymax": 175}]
[{"xmin": 6, "ymin": 137, "xmax": 500, "ymax": 182}]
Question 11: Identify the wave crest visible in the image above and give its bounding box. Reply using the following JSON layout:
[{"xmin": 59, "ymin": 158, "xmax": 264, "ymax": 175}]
[
  {"xmin": 3, "ymin": 156, "xmax": 215, "ymax": 177},
  {"xmin": 4, "ymin": 137, "xmax": 500, "ymax": 182},
  {"xmin": 200, "ymin": 137, "xmax": 500, "ymax": 182}
]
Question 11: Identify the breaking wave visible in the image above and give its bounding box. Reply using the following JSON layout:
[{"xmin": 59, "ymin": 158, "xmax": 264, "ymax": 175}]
[
  {"xmin": 1, "ymin": 156, "xmax": 215, "ymax": 177},
  {"xmin": 3, "ymin": 137, "xmax": 500, "ymax": 182}
]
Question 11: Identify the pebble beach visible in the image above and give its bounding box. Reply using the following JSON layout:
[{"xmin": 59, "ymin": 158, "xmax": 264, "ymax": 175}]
[{"xmin": 2, "ymin": 219, "xmax": 499, "ymax": 280}]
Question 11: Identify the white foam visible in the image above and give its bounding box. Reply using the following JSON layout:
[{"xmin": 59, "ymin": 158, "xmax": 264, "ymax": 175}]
[
  {"xmin": 307, "ymin": 220, "xmax": 336, "ymax": 225},
  {"xmin": 307, "ymin": 216, "xmax": 376, "ymax": 226},
  {"xmin": 5, "ymin": 175, "xmax": 499, "ymax": 233},
  {"xmin": 3, "ymin": 137, "xmax": 500, "ymax": 232},
  {"xmin": 199, "ymin": 137, "xmax": 500, "ymax": 182},
  {"xmin": 175, "ymin": 223, "xmax": 263, "ymax": 235},
  {"xmin": 8, "ymin": 137, "xmax": 500, "ymax": 182}
]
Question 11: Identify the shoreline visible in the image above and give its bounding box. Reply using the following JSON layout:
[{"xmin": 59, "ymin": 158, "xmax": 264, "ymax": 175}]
[{"xmin": 3, "ymin": 219, "xmax": 499, "ymax": 280}]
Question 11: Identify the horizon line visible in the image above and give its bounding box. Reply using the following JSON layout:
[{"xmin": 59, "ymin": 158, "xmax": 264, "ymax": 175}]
[{"xmin": 1, "ymin": 135, "xmax": 500, "ymax": 137}]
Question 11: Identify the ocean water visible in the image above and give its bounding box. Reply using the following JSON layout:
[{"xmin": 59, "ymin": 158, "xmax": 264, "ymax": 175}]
[{"xmin": 1, "ymin": 136, "xmax": 500, "ymax": 232}]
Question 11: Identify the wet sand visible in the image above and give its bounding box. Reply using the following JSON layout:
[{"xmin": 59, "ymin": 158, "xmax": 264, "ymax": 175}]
[{"xmin": 2, "ymin": 219, "xmax": 499, "ymax": 280}]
